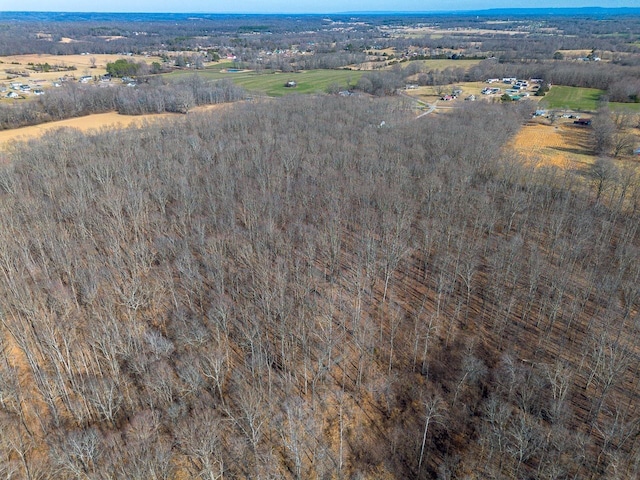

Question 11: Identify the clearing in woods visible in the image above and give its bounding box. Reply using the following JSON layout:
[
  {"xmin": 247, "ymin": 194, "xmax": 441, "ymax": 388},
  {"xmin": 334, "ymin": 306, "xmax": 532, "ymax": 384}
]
[{"xmin": 509, "ymin": 121, "xmax": 594, "ymax": 170}]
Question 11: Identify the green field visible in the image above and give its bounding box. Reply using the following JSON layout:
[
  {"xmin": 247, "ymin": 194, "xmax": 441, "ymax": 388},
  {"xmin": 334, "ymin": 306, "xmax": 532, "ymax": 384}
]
[
  {"xmin": 609, "ymin": 101, "xmax": 640, "ymax": 112},
  {"xmin": 540, "ymin": 86, "xmax": 604, "ymax": 111},
  {"xmin": 166, "ymin": 68, "xmax": 364, "ymax": 96},
  {"xmin": 540, "ymin": 85, "xmax": 640, "ymax": 112}
]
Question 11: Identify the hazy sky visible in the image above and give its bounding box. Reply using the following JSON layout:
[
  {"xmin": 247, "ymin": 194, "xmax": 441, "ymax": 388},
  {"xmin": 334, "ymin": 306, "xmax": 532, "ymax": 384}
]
[
  {"xmin": 7, "ymin": 0, "xmax": 639, "ymax": 13},
  {"xmin": 9, "ymin": 1, "xmax": 639, "ymax": 14}
]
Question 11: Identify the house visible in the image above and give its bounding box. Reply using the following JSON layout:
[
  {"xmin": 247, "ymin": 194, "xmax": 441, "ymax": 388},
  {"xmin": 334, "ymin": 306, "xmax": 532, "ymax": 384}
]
[
  {"xmin": 6, "ymin": 91, "xmax": 19, "ymax": 98},
  {"xmin": 465, "ymin": 95, "xmax": 475, "ymax": 101},
  {"xmin": 486, "ymin": 78, "xmax": 500, "ymax": 83},
  {"xmin": 33, "ymin": 89, "xmax": 45, "ymax": 96},
  {"xmin": 284, "ymin": 80, "xmax": 297, "ymax": 88},
  {"xmin": 441, "ymin": 94, "xmax": 454, "ymax": 101},
  {"xmin": 574, "ymin": 118, "xmax": 592, "ymax": 126},
  {"xmin": 79, "ymin": 75, "xmax": 92, "ymax": 83}
]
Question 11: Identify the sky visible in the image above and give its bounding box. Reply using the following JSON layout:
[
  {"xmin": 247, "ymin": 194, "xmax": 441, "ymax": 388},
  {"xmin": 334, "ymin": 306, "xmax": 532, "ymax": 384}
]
[{"xmin": 9, "ymin": 0, "xmax": 639, "ymax": 14}]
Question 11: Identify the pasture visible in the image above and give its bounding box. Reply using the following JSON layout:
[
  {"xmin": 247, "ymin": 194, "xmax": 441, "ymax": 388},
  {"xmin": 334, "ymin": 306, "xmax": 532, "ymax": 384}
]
[
  {"xmin": 509, "ymin": 122, "xmax": 594, "ymax": 170},
  {"xmin": 166, "ymin": 68, "xmax": 365, "ymax": 96},
  {"xmin": 540, "ymin": 85, "xmax": 640, "ymax": 112},
  {"xmin": 410, "ymin": 59, "xmax": 483, "ymax": 70},
  {"xmin": 540, "ymin": 86, "xmax": 604, "ymax": 111}
]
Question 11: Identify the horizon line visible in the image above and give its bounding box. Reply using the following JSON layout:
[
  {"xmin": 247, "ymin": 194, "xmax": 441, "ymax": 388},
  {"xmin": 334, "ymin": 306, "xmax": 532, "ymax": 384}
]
[{"xmin": 3, "ymin": 6, "xmax": 640, "ymax": 15}]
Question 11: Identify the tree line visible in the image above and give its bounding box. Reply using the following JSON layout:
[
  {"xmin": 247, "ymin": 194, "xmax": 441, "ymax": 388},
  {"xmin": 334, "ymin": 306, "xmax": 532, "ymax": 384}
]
[{"xmin": 0, "ymin": 77, "xmax": 245, "ymax": 130}]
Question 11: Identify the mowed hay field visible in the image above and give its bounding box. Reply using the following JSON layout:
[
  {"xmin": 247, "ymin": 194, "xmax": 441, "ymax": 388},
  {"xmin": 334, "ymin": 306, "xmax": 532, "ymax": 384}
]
[
  {"xmin": 0, "ymin": 104, "xmax": 229, "ymax": 150},
  {"xmin": 509, "ymin": 121, "xmax": 594, "ymax": 169},
  {"xmin": 0, "ymin": 112, "xmax": 171, "ymax": 149}
]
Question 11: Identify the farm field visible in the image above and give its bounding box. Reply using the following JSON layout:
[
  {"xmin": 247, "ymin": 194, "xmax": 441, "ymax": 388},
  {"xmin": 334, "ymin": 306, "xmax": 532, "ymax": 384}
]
[
  {"xmin": 540, "ymin": 85, "xmax": 604, "ymax": 111},
  {"xmin": 166, "ymin": 68, "xmax": 365, "ymax": 96},
  {"xmin": 540, "ymin": 85, "xmax": 640, "ymax": 112},
  {"xmin": 0, "ymin": 103, "xmax": 227, "ymax": 149},
  {"xmin": 0, "ymin": 53, "xmax": 163, "ymax": 85},
  {"xmin": 0, "ymin": 112, "xmax": 173, "ymax": 148},
  {"xmin": 509, "ymin": 122, "xmax": 594, "ymax": 169},
  {"xmin": 408, "ymin": 58, "xmax": 483, "ymax": 70}
]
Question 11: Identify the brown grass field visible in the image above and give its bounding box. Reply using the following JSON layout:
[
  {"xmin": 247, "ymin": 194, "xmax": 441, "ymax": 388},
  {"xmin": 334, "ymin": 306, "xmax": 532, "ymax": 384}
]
[
  {"xmin": 0, "ymin": 112, "xmax": 173, "ymax": 148},
  {"xmin": 0, "ymin": 104, "xmax": 229, "ymax": 150},
  {"xmin": 0, "ymin": 53, "xmax": 163, "ymax": 85},
  {"xmin": 509, "ymin": 122, "xmax": 594, "ymax": 169},
  {"xmin": 379, "ymin": 26, "xmax": 530, "ymax": 37}
]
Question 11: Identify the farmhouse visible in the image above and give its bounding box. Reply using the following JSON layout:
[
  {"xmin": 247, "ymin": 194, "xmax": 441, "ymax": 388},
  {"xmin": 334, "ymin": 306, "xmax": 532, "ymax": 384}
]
[{"xmin": 285, "ymin": 80, "xmax": 297, "ymax": 88}]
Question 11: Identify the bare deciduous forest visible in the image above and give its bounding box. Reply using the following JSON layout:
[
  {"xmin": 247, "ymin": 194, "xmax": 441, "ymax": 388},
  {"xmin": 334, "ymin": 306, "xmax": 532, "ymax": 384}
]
[
  {"xmin": 0, "ymin": 8, "xmax": 640, "ymax": 480},
  {"xmin": 0, "ymin": 94, "xmax": 638, "ymax": 479}
]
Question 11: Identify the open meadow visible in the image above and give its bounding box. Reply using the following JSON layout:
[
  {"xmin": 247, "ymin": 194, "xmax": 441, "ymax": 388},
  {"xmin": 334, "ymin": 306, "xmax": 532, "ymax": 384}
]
[
  {"xmin": 540, "ymin": 85, "xmax": 605, "ymax": 111},
  {"xmin": 509, "ymin": 121, "xmax": 595, "ymax": 169},
  {"xmin": 166, "ymin": 68, "xmax": 365, "ymax": 96},
  {"xmin": 0, "ymin": 103, "xmax": 228, "ymax": 149}
]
